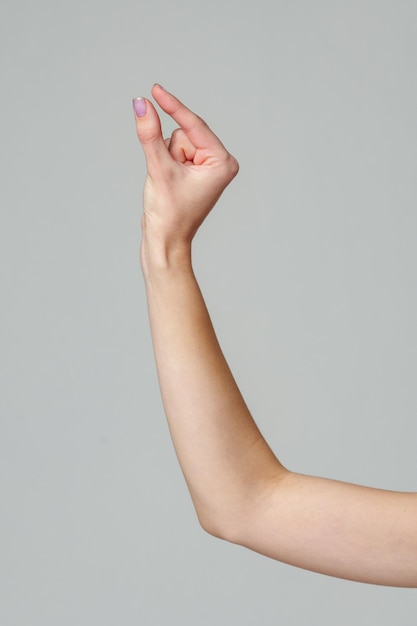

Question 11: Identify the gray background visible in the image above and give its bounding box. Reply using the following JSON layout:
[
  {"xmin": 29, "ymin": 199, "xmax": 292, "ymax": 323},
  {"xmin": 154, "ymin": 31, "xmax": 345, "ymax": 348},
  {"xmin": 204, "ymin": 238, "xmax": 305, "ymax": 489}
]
[{"xmin": 1, "ymin": 0, "xmax": 416, "ymax": 623}]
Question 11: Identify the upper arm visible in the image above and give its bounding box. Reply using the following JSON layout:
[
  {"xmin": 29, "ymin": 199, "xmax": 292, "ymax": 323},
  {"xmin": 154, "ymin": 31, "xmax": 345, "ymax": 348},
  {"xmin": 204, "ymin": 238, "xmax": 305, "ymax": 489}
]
[{"xmin": 231, "ymin": 471, "xmax": 417, "ymax": 587}]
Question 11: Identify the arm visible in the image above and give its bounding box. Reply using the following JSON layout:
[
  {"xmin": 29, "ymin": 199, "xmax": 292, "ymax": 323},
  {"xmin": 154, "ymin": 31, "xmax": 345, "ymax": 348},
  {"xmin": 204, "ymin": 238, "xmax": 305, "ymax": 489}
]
[{"xmin": 133, "ymin": 84, "xmax": 417, "ymax": 587}]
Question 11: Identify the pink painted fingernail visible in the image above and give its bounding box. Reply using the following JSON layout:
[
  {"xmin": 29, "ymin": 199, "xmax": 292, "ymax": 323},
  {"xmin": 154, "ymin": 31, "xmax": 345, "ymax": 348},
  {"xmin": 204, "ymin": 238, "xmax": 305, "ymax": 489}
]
[{"xmin": 133, "ymin": 97, "xmax": 147, "ymax": 118}]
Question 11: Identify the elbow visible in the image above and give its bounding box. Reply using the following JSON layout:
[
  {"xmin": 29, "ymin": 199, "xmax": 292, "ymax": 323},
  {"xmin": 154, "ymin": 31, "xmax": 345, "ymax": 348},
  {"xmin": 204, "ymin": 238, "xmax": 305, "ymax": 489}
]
[
  {"xmin": 194, "ymin": 468, "xmax": 292, "ymax": 546},
  {"xmin": 197, "ymin": 513, "xmax": 235, "ymax": 542},
  {"xmin": 195, "ymin": 507, "xmax": 228, "ymax": 540},
  {"xmin": 193, "ymin": 501, "xmax": 259, "ymax": 547},
  {"xmin": 192, "ymin": 499, "xmax": 245, "ymax": 544}
]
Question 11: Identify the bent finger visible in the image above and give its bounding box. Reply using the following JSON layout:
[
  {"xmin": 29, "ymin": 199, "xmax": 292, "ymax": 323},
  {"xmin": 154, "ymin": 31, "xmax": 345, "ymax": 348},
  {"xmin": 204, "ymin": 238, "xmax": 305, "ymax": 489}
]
[
  {"xmin": 168, "ymin": 128, "xmax": 197, "ymax": 163},
  {"xmin": 151, "ymin": 84, "xmax": 227, "ymax": 152}
]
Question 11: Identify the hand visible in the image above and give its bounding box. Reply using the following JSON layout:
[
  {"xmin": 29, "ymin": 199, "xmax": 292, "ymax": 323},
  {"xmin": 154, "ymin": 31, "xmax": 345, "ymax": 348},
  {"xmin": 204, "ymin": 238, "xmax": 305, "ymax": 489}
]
[{"xmin": 133, "ymin": 85, "xmax": 239, "ymax": 267}]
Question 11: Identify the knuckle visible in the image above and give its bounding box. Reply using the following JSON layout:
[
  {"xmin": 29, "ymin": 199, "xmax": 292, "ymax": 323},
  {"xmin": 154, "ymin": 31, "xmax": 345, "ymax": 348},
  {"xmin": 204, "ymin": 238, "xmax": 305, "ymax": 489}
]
[
  {"xmin": 189, "ymin": 115, "xmax": 208, "ymax": 134},
  {"xmin": 171, "ymin": 128, "xmax": 184, "ymax": 142},
  {"xmin": 196, "ymin": 114, "xmax": 208, "ymax": 127},
  {"xmin": 225, "ymin": 154, "xmax": 240, "ymax": 179},
  {"xmin": 137, "ymin": 126, "xmax": 160, "ymax": 145}
]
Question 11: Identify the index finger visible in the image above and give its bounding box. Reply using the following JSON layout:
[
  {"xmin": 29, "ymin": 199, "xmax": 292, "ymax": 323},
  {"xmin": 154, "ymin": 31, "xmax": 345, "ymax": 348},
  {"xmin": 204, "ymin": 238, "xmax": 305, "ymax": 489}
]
[{"xmin": 151, "ymin": 84, "xmax": 227, "ymax": 151}]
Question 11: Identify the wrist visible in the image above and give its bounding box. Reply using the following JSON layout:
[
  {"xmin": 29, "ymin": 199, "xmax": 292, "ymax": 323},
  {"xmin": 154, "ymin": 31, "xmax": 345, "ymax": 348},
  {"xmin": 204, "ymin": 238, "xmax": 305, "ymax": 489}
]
[{"xmin": 140, "ymin": 227, "xmax": 193, "ymax": 280}]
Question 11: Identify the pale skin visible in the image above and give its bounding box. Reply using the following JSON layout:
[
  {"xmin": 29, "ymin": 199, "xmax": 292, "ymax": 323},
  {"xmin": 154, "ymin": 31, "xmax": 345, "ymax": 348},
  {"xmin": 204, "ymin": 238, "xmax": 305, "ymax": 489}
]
[{"xmin": 133, "ymin": 83, "xmax": 417, "ymax": 587}]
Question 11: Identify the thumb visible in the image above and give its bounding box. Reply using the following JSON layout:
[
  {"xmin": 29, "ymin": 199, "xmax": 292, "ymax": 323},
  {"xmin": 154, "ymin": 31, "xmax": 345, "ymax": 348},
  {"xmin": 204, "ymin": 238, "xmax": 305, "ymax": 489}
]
[{"xmin": 133, "ymin": 97, "xmax": 170, "ymax": 172}]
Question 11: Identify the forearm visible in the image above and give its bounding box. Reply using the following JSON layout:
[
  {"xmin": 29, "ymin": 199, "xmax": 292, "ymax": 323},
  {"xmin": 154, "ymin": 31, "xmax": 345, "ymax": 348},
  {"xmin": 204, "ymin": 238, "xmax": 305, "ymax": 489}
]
[
  {"xmin": 143, "ymin": 239, "xmax": 417, "ymax": 586},
  {"xmin": 142, "ymin": 237, "xmax": 287, "ymax": 536}
]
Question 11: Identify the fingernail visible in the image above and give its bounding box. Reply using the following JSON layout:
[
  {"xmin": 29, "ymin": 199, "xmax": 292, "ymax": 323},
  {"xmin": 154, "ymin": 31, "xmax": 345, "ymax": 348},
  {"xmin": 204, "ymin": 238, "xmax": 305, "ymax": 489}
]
[
  {"xmin": 133, "ymin": 97, "xmax": 147, "ymax": 118},
  {"xmin": 154, "ymin": 83, "xmax": 165, "ymax": 90}
]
